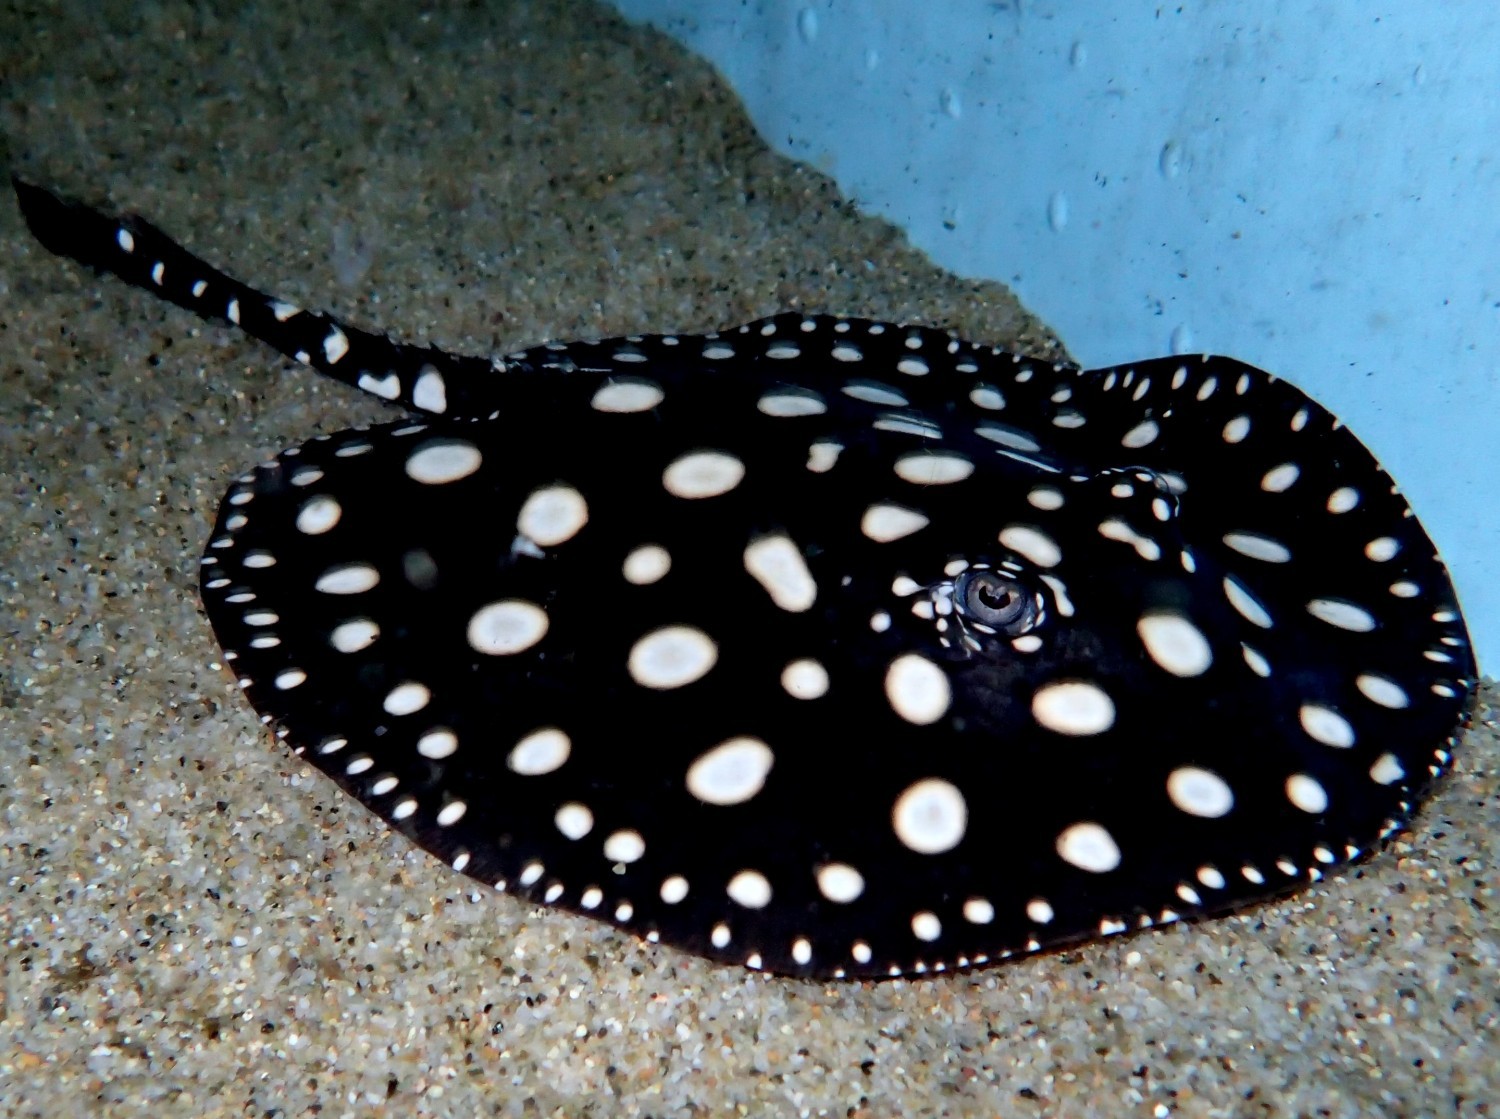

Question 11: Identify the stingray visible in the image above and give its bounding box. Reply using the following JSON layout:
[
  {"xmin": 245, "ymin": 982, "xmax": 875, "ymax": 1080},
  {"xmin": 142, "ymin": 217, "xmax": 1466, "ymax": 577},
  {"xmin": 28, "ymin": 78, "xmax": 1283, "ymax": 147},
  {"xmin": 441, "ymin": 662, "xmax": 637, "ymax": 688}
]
[{"xmin": 13, "ymin": 178, "xmax": 1476, "ymax": 978}]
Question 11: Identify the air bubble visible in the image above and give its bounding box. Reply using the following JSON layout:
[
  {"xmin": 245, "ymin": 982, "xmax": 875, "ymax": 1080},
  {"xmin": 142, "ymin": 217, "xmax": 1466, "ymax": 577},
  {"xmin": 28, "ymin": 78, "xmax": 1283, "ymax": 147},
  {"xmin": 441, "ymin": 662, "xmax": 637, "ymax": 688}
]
[
  {"xmin": 1159, "ymin": 140, "xmax": 1190, "ymax": 179},
  {"xmin": 1047, "ymin": 192, "xmax": 1069, "ymax": 232}
]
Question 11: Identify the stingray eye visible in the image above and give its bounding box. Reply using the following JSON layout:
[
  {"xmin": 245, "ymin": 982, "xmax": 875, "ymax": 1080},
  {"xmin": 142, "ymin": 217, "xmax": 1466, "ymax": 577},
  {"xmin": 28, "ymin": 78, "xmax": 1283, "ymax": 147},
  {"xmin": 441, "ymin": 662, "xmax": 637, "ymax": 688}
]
[{"xmin": 955, "ymin": 570, "xmax": 1036, "ymax": 635}]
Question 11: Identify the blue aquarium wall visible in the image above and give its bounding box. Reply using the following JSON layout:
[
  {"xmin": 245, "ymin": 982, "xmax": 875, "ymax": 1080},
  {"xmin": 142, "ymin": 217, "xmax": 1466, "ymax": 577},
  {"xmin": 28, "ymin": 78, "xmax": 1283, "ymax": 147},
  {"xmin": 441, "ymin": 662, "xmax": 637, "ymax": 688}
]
[{"xmin": 609, "ymin": 0, "xmax": 1500, "ymax": 674}]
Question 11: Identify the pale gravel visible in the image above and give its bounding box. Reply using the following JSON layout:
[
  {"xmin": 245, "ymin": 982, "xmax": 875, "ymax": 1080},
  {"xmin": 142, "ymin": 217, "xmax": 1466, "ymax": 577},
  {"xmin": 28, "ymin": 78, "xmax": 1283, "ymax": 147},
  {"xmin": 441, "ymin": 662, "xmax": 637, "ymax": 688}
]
[{"xmin": 2, "ymin": 3, "xmax": 1497, "ymax": 1117}]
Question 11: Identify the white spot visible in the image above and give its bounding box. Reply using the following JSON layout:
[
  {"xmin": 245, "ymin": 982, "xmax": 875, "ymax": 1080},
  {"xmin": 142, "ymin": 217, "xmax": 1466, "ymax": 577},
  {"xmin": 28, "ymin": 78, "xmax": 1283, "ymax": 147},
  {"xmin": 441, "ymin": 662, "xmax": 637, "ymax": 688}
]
[
  {"xmin": 832, "ymin": 344, "xmax": 863, "ymax": 363},
  {"xmin": 894, "ymin": 452, "xmax": 974, "ymax": 485},
  {"xmin": 1197, "ymin": 866, "xmax": 1226, "ymax": 890},
  {"xmin": 1026, "ymin": 899, "xmax": 1054, "ymax": 924},
  {"xmin": 1285, "ymin": 773, "xmax": 1329, "ymax": 814},
  {"xmin": 1261, "ymin": 463, "xmax": 1300, "ymax": 492},
  {"xmin": 274, "ymin": 669, "xmax": 306, "ymax": 690},
  {"xmin": 963, "ymin": 898, "xmax": 995, "ymax": 925},
  {"xmin": 383, "ymin": 681, "xmax": 431, "ymax": 716},
  {"xmin": 417, "ymin": 729, "xmax": 458, "ymax": 759},
  {"xmin": 1223, "ymin": 575, "xmax": 1272, "ymax": 628},
  {"xmin": 806, "ymin": 441, "xmax": 843, "ymax": 473},
  {"xmin": 765, "ymin": 342, "xmax": 801, "ymax": 359},
  {"xmin": 1222, "ymin": 415, "xmax": 1251, "ymax": 443},
  {"xmin": 1365, "ymin": 536, "xmax": 1401, "ymax": 562},
  {"xmin": 467, "ymin": 600, "xmax": 548, "ymax": 655},
  {"xmin": 580, "ymin": 887, "xmax": 603, "ymax": 909},
  {"xmin": 861, "ymin": 503, "xmax": 930, "ymax": 542},
  {"xmin": 391, "ymin": 798, "xmax": 418, "ymax": 820},
  {"xmin": 190, "ymin": 279, "xmax": 208, "ymax": 298},
  {"xmin": 1137, "ymin": 613, "xmax": 1213, "ymax": 677},
  {"xmin": 757, "ymin": 390, "xmax": 826, "ymax": 417},
  {"xmin": 603, "ymin": 829, "xmax": 645, "ymax": 864},
  {"xmin": 591, "ymin": 379, "xmax": 664, "ymax": 413},
  {"xmin": 976, "ymin": 422, "xmax": 1041, "ymax": 452},
  {"xmin": 412, "ymin": 367, "xmax": 447, "ymax": 413},
  {"xmin": 702, "ymin": 343, "xmax": 735, "ymax": 360},
  {"xmin": 628, "ymin": 625, "xmax": 718, "ymax": 689},
  {"xmin": 743, "ymin": 534, "xmax": 817, "ymax": 612},
  {"xmin": 508, "ymin": 728, "xmax": 571, "ymax": 775},
  {"xmin": 970, "ymin": 385, "xmax": 1005, "ymax": 409},
  {"xmin": 686, "ymin": 737, "xmax": 775, "ymax": 805},
  {"xmin": 852, "ymin": 942, "xmax": 872, "ymax": 965},
  {"xmin": 727, "ymin": 870, "xmax": 772, "ymax": 909},
  {"xmin": 322, "ymin": 327, "xmax": 349, "ymax": 364},
  {"xmin": 1166, "ymin": 767, "xmax": 1234, "ymax": 818},
  {"xmin": 998, "ymin": 524, "xmax": 1062, "ymax": 568},
  {"xmin": 1027, "ymin": 487, "xmax": 1064, "ymax": 511},
  {"xmin": 1370, "ymin": 753, "xmax": 1405, "ymax": 785},
  {"xmin": 622, "ymin": 544, "xmax": 671, "ymax": 585},
  {"xmin": 437, "ymin": 801, "xmax": 467, "ymax": 827},
  {"xmin": 1121, "ymin": 419, "xmax": 1160, "ymax": 448},
  {"xmin": 1357, "ymin": 673, "xmax": 1410, "ymax": 709},
  {"xmin": 663, "ymin": 450, "xmax": 745, "ymax": 498},
  {"xmin": 296, "ymin": 495, "xmax": 342, "ymax": 535},
  {"xmin": 781, "ymin": 658, "xmax": 829, "ymax": 699},
  {"xmin": 269, "ymin": 300, "xmax": 300, "ymax": 321},
  {"xmin": 357, "ymin": 371, "xmax": 400, "ymax": 400},
  {"xmin": 150, "ymin": 261, "xmax": 164, "ymax": 285},
  {"xmin": 1300, "ymin": 704, "xmax": 1355, "ymax": 748},
  {"xmin": 911, "ymin": 912, "xmax": 942, "ymax": 942},
  {"xmin": 1327, "ymin": 486, "xmax": 1360, "ymax": 513},
  {"xmin": 1056, "ymin": 822, "xmax": 1122, "ymax": 873},
  {"xmin": 897, "ymin": 356, "xmax": 929, "ymax": 376},
  {"xmin": 116, "ymin": 227, "xmax": 135, "ymax": 252},
  {"xmin": 315, "ymin": 563, "xmax": 379, "ymax": 595},
  {"xmin": 405, "ymin": 439, "xmax": 482, "ymax": 484},
  {"xmin": 518, "ymin": 485, "xmax": 589, "ymax": 546},
  {"xmin": 227, "ymin": 298, "xmax": 241, "ymax": 325},
  {"xmin": 1032, "ymin": 680, "xmax": 1116, "ymax": 736},
  {"xmin": 892, "ymin": 778, "xmax": 968, "ymax": 854},
  {"xmin": 519, "ymin": 863, "xmax": 543, "ymax": 887},
  {"xmin": 1223, "ymin": 532, "xmax": 1291, "ymax": 563},
  {"xmin": 330, "ymin": 619, "xmax": 379, "ymax": 653},
  {"xmin": 660, "ymin": 876, "xmax": 689, "ymax": 904},
  {"xmin": 792, "ymin": 938, "xmax": 813, "ymax": 966},
  {"xmin": 816, "ymin": 863, "xmax": 864, "ymax": 903},
  {"xmin": 554, "ymin": 802, "xmax": 594, "ymax": 840},
  {"xmin": 885, "ymin": 654, "xmax": 952, "ymax": 725},
  {"xmin": 1098, "ymin": 518, "xmax": 1161, "ymax": 562},
  {"xmin": 875, "ymin": 414, "xmax": 942, "ymax": 439},
  {"xmin": 1307, "ymin": 598, "xmax": 1376, "ymax": 632},
  {"xmin": 711, "ymin": 923, "xmax": 731, "ymax": 948}
]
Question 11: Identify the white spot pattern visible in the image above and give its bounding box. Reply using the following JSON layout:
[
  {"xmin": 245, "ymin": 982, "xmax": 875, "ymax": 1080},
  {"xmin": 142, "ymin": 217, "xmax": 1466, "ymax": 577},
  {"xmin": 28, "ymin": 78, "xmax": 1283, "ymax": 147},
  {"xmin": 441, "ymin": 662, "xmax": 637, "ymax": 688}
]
[
  {"xmin": 892, "ymin": 778, "xmax": 967, "ymax": 854},
  {"xmin": 628, "ymin": 626, "xmax": 718, "ymax": 689},
  {"xmin": 467, "ymin": 600, "xmax": 549, "ymax": 655},
  {"xmin": 686, "ymin": 737, "xmax": 775, "ymax": 806},
  {"xmin": 663, "ymin": 450, "xmax": 745, "ymax": 498},
  {"xmin": 1056, "ymin": 822, "xmax": 1122, "ymax": 873},
  {"xmin": 743, "ymin": 534, "xmax": 817, "ymax": 612}
]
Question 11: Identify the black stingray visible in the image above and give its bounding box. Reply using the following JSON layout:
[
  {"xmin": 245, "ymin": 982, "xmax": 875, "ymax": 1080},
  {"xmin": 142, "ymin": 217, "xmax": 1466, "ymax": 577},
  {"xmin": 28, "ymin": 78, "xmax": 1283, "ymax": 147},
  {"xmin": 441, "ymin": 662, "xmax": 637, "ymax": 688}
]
[{"xmin": 14, "ymin": 178, "xmax": 1477, "ymax": 979}]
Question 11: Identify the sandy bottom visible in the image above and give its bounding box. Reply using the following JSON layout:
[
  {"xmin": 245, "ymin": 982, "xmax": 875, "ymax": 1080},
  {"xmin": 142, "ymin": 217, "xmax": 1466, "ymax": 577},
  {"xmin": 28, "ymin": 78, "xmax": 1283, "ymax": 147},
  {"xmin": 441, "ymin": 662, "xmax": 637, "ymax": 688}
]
[{"xmin": 2, "ymin": 3, "xmax": 1495, "ymax": 1116}]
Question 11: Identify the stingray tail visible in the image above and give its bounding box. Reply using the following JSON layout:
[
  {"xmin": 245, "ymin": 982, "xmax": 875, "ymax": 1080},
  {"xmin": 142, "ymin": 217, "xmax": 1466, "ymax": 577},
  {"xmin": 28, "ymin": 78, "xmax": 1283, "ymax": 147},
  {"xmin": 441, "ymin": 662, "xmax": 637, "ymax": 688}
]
[{"xmin": 12, "ymin": 177, "xmax": 503, "ymax": 418}]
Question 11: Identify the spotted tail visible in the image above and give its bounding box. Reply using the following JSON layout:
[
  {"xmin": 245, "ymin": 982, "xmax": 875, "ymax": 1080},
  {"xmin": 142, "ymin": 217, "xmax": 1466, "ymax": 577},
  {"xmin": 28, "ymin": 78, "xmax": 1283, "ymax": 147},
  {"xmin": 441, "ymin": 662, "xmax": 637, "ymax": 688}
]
[{"xmin": 12, "ymin": 178, "xmax": 516, "ymax": 418}]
